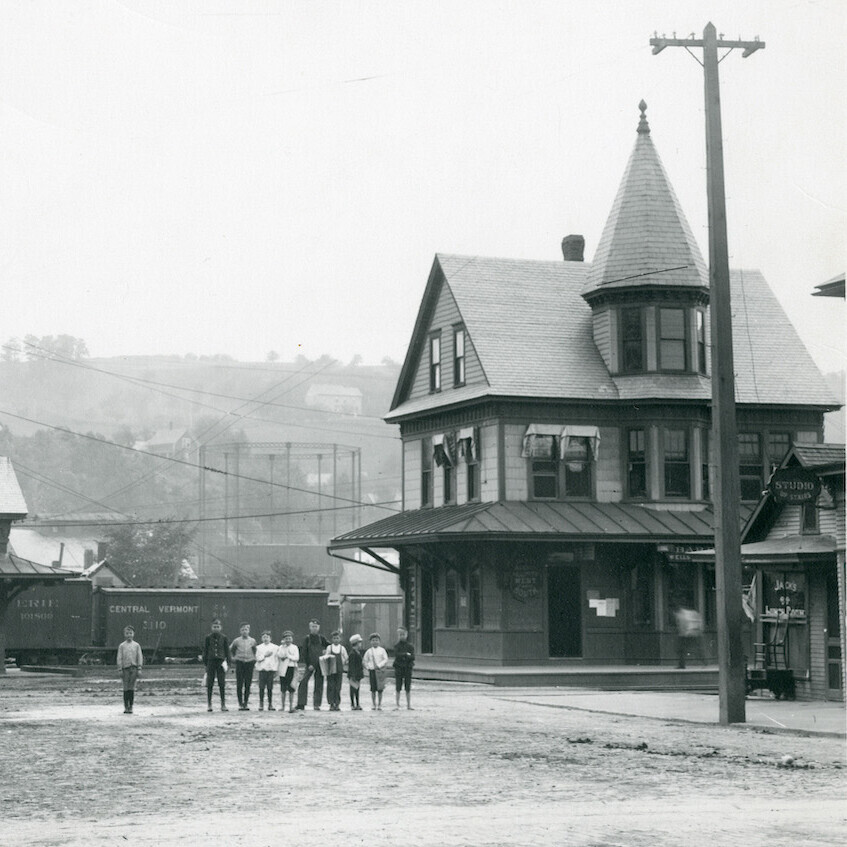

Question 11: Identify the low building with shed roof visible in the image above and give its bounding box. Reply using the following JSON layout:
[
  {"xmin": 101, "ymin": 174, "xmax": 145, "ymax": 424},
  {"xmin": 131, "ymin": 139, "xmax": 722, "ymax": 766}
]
[
  {"xmin": 329, "ymin": 103, "xmax": 841, "ymax": 684},
  {"xmin": 0, "ymin": 457, "xmax": 73, "ymax": 672}
]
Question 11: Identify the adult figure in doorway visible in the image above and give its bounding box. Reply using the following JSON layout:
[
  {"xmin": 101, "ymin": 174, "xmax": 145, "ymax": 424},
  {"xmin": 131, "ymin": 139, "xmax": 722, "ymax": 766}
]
[{"xmin": 296, "ymin": 619, "xmax": 329, "ymax": 711}]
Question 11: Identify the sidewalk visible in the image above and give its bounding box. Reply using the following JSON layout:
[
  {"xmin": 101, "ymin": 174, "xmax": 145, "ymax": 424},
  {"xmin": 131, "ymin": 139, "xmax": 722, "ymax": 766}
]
[{"xmin": 491, "ymin": 687, "xmax": 846, "ymax": 737}]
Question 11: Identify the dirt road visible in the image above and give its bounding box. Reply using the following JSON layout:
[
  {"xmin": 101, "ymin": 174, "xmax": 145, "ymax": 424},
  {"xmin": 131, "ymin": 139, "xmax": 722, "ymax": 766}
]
[{"xmin": 1, "ymin": 671, "xmax": 844, "ymax": 846}]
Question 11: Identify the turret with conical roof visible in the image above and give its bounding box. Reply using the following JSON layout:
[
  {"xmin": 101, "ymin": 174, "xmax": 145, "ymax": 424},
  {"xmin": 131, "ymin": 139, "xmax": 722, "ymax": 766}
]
[{"xmin": 583, "ymin": 102, "xmax": 711, "ymax": 378}]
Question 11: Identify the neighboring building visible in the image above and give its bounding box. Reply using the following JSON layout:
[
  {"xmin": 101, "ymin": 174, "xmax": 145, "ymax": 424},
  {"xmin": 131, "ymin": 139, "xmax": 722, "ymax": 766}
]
[
  {"xmin": 0, "ymin": 458, "xmax": 72, "ymax": 673},
  {"xmin": 135, "ymin": 426, "xmax": 195, "ymax": 459},
  {"xmin": 812, "ymin": 272, "xmax": 845, "ymax": 299},
  {"xmin": 305, "ymin": 384, "xmax": 363, "ymax": 415},
  {"xmin": 694, "ymin": 443, "xmax": 844, "ymax": 701},
  {"xmin": 329, "ymin": 103, "xmax": 840, "ymax": 672}
]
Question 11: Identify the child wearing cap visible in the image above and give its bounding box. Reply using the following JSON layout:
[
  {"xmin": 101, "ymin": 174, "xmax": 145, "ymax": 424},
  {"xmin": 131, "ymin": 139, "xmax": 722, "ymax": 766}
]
[
  {"xmin": 255, "ymin": 630, "xmax": 279, "ymax": 711},
  {"xmin": 116, "ymin": 626, "xmax": 143, "ymax": 714},
  {"xmin": 363, "ymin": 632, "xmax": 389, "ymax": 711},
  {"xmin": 322, "ymin": 630, "xmax": 349, "ymax": 711},
  {"xmin": 347, "ymin": 634, "xmax": 365, "ymax": 710},
  {"xmin": 230, "ymin": 623, "xmax": 257, "ymax": 710},
  {"xmin": 393, "ymin": 626, "xmax": 415, "ymax": 710},
  {"xmin": 276, "ymin": 631, "xmax": 300, "ymax": 713}
]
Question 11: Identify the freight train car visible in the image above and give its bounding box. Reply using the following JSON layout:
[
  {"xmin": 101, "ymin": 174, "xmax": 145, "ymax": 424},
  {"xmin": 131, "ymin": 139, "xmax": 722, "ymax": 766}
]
[
  {"xmin": 4, "ymin": 582, "xmax": 334, "ymax": 665},
  {"xmin": 4, "ymin": 579, "xmax": 93, "ymax": 665},
  {"xmin": 94, "ymin": 588, "xmax": 336, "ymax": 660}
]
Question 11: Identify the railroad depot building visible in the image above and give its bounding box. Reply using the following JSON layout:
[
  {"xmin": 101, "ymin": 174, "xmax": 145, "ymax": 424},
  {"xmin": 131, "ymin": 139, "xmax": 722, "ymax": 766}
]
[{"xmin": 329, "ymin": 104, "xmax": 840, "ymax": 672}]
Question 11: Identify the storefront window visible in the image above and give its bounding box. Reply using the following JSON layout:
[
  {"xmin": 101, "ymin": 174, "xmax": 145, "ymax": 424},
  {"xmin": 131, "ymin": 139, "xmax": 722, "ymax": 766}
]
[{"xmin": 762, "ymin": 571, "xmax": 806, "ymax": 619}]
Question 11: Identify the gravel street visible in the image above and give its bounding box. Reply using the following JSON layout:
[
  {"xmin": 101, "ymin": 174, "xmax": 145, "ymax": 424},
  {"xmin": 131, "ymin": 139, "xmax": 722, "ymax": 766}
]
[{"xmin": 1, "ymin": 670, "xmax": 844, "ymax": 846}]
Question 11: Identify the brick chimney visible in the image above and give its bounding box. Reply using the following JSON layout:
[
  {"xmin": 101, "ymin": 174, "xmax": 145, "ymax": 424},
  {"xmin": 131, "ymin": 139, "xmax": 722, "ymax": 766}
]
[{"xmin": 561, "ymin": 234, "xmax": 585, "ymax": 262}]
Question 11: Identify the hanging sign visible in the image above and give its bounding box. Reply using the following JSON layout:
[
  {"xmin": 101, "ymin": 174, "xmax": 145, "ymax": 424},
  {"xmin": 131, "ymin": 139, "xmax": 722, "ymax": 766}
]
[{"xmin": 768, "ymin": 468, "xmax": 821, "ymax": 504}]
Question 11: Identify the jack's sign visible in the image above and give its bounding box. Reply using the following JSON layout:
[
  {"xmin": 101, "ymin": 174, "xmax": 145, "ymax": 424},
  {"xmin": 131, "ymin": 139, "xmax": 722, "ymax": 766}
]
[{"xmin": 768, "ymin": 467, "xmax": 821, "ymax": 504}]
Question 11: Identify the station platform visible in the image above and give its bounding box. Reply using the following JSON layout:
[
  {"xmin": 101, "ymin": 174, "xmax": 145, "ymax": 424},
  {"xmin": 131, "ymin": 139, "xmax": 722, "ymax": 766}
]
[{"xmin": 413, "ymin": 660, "xmax": 719, "ymax": 690}]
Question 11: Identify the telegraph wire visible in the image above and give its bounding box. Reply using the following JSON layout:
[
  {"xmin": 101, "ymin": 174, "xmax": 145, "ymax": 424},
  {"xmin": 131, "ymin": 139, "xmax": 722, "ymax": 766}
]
[
  {"xmin": 18, "ymin": 499, "xmax": 400, "ymax": 529},
  {"xmin": 0, "ymin": 407, "xmax": 395, "ymax": 511}
]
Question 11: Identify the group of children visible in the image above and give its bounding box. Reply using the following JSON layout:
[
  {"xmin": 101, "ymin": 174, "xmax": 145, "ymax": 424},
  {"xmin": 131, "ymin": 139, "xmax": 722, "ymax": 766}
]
[{"xmin": 116, "ymin": 619, "xmax": 416, "ymax": 715}]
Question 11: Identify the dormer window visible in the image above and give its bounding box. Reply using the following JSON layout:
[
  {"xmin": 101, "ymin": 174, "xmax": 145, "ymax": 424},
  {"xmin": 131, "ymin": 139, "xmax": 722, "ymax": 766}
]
[
  {"xmin": 429, "ymin": 333, "xmax": 441, "ymax": 392},
  {"xmin": 658, "ymin": 308, "xmax": 687, "ymax": 371},
  {"xmin": 620, "ymin": 307, "xmax": 645, "ymax": 373}
]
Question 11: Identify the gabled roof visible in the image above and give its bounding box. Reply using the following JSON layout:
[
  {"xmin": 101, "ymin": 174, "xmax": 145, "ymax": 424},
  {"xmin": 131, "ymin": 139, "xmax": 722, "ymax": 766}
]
[
  {"xmin": 0, "ymin": 457, "xmax": 28, "ymax": 516},
  {"xmin": 789, "ymin": 443, "xmax": 845, "ymax": 471},
  {"xmin": 387, "ymin": 259, "xmax": 837, "ymax": 418},
  {"xmin": 582, "ymin": 101, "xmax": 708, "ymax": 299},
  {"xmin": 388, "ymin": 255, "xmax": 615, "ymax": 418},
  {"xmin": 742, "ymin": 442, "xmax": 844, "ymax": 543},
  {"xmin": 330, "ymin": 500, "xmax": 755, "ymax": 549}
]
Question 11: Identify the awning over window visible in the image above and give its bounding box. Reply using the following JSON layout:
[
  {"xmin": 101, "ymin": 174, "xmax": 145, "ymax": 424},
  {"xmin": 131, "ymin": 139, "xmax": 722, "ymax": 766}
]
[
  {"xmin": 432, "ymin": 433, "xmax": 455, "ymax": 467},
  {"xmin": 521, "ymin": 424, "xmax": 562, "ymax": 459},
  {"xmin": 457, "ymin": 427, "xmax": 478, "ymax": 462},
  {"xmin": 521, "ymin": 424, "xmax": 600, "ymax": 460},
  {"xmin": 560, "ymin": 425, "xmax": 601, "ymax": 460}
]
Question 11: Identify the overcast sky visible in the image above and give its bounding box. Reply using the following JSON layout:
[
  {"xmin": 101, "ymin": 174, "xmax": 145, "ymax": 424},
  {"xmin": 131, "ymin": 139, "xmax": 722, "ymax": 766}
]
[{"xmin": 1, "ymin": 0, "xmax": 844, "ymax": 374}]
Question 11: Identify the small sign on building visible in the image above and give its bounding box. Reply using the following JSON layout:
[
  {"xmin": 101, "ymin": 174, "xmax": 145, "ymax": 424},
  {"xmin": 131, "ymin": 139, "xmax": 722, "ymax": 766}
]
[{"xmin": 768, "ymin": 468, "xmax": 821, "ymax": 504}]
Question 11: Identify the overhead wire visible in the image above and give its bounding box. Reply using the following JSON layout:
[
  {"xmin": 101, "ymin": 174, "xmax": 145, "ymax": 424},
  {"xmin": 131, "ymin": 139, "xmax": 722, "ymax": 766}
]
[{"xmin": 0, "ymin": 406, "xmax": 396, "ymax": 511}]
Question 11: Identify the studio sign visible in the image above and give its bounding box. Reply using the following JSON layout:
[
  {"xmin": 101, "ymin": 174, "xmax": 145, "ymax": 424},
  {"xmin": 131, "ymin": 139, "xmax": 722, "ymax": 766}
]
[{"xmin": 768, "ymin": 467, "xmax": 821, "ymax": 504}]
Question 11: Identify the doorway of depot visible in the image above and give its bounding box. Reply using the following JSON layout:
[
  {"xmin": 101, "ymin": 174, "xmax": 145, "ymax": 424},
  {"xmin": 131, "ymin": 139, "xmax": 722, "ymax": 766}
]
[{"xmin": 548, "ymin": 565, "xmax": 582, "ymax": 657}]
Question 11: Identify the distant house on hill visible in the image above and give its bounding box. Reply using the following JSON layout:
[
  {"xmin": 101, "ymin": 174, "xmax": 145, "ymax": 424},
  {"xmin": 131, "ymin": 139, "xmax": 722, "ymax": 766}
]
[
  {"xmin": 134, "ymin": 426, "xmax": 195, "ymax": 459},
  {"xmin": 305, "ymin": 384, "xmax": 363, "ymax": 416}
]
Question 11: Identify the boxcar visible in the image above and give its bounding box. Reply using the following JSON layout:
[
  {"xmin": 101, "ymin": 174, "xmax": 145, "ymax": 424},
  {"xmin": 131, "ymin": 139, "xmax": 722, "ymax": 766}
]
[
  {"xmin": 94, "ymin": 588, "xmax": 335, "ymax": 659},
  {"xmin": 4, "ymin": 579, "xmax": 93, "ymax": 664}
]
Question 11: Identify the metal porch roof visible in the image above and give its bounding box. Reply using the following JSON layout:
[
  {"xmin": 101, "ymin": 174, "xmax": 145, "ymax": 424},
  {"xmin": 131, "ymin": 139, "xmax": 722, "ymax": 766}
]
[
  {"xmin": 0, "ymin": 554, "xmax": 75, "ymax": 580},
  {"xmin": 329, "ymin": 500, "xmax": 748, "ymax": 549},
  {"xmin": 690, "ymin": 534, "xmax": 838, "ymax": 563}
]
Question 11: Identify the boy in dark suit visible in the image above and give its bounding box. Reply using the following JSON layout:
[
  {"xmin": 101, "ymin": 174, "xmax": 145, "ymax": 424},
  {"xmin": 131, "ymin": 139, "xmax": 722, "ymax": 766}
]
[
  {"xmin": 202, "ymin": 619, "xmax": 229, "ymax": 712},
  {"xmin": 295, "ymin": 619, "xmax": 328, "ymax": 711}
]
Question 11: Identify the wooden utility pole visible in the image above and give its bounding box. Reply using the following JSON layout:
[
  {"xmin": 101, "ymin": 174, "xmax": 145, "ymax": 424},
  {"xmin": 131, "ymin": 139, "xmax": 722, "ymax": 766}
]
[{"xmin": 651, "ymin": 23, "xmax": 764, "ymax": 725}]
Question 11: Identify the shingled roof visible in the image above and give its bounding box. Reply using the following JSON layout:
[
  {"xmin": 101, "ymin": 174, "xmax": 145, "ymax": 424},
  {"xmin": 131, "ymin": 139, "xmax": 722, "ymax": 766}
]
[
  {"xmin": 387, "ymin": 257, "xmax": 837, "ymax": 418},
  {"xmin": 582, "ymin": 101, "xmax": 708, "ymax": 298}
]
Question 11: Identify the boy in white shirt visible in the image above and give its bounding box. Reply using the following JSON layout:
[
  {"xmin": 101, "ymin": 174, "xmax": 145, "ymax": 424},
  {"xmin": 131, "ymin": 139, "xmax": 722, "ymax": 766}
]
[
  {"xmin": 276, "ymin": 630, "xmax": 300, "ymax": 713},
  {"xmin": 362, "ymin": 632, "xmax": 389, "ymax": 711},
  {"xmin": 323, "ymin": 630, "xmax": 349, "ymax": 711},
  {"xmin": 116, "ymin": 626, "xmax": 143, "ymax": 714},
  {"xmin": 255, "ymin": 630, "xmax": 279, "ymax": 711}
]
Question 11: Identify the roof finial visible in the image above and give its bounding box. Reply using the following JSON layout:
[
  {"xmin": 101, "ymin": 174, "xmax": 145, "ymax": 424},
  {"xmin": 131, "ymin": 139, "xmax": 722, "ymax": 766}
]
[{"xmin": 637, "ymin": 99, "xmax": 650, "ymax": 135}]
